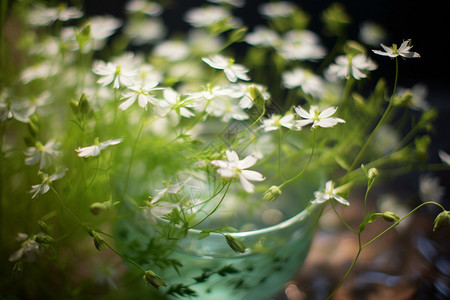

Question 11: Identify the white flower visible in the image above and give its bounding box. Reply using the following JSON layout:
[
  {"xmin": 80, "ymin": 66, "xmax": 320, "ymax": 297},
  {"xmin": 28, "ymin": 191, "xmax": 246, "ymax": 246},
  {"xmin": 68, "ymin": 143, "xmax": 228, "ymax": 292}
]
[
  {"xmin": 359, "ymin": 22, "xmax": 386, "ymax": 46},
  {"xmin": 27, "ymin": 4, "xmax": 82, "ymax": 26},
  {"xmin": 282, "ymin": 68, "xmax": 325, "ymax": 97},
  {"xmin": 92, "ymin": 60, "xmax": 137, "ymax": 89},
  {"xmin": 9, "ymin": 233, "xmax": 42, "ymax": 262},
  {"xmin": 202, "ymin": 55, "xmax": 250, "ymax": 83},
  {"xmin": 76, "ymin": 138, "xmax": 123, "ymax": 158},
  {"xmin": 245, "ymin": 26, "xmax": 280, "ymax": 47},
  {"xmin": 326, "ymin": 54, "xmax": 377, "ymax": 80},
  {"xmin": 120, "ymin": 81, "xmax": 161, "ymax": 111},
  {"xmin": 419, "ymin": 173, "xmax": 445, "ymax": 203},
  {"xmin": 261, "ymin": 114, "xmax": 296, "ymax": 132},
  {"xmin": 126, "ymin": 0, "xmax": 163, "ymax": 16},
  {"xmin": 294, "ymin": 106, "xmax": 345, "ymax": 129},
  {"xmin": 154, "ymin": 88, "xmax": 196, "ymax": 118},
  {"xmin": 124, "ymin": 18, "xmax": 166, "ymax": 46},
  {"xmin": 211, "ymin": 150, "xmax": 265, "ymax": 193},
  {"xmin": 312, "ymin": 181, "xmax": 349, "ymax": 206},
  {"xmin": 0, "ymin": 97, "xmax": 36, "ymax": 123},
  {"xmin": 24, "ymin": 140, "xmax": 62, "ymax": 169},
  {"xmin": 208, "ymin": 0, "xmax": 245, "ymax": 7},
  {"xmin": 153, "ymin": 40, "xmax": 190, "ymax": 61},
  {"xmin": 372, "ymin": 39, "xmax": 420, "ymax": 58},
  {"xmin": 439, "ymin": 150, "xmax": 450, "ymax": 166},
  {"xmin": 184, "ymin": 6, "xmax": 239, "ymax": 28},
  {"xmin": 88, "ymin": 16, "xmax": 122, "ymax": 50},
  {"xmin": 396, "ymin": 84, "xmax": 429, "ymax": 111},
  {"xmin": 29, "ymin": 168, "xmax": 68, "ymax": 199},
  {"xmin": 278, "ymin": 30, "xmax": 326, "ymax": 61},
  {"xmin": 259, "ymin": 2, "xmax": 295, "ymax": 18}
]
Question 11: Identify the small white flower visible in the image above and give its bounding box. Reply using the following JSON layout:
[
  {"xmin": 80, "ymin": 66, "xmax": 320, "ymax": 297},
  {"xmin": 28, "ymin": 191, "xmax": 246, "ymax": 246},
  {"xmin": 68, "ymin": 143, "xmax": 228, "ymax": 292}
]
[
  {"xmin": 211, "ymin": 150, "xmax": 265, "ymax": 193},
  {"xmin": 359, "ymin": 22, "xmax": 386, "ymax": 46},
  {"xmin": 29, "ymin": 168, "xmax": 68, "ymax": 199},
  {"xmin": 27, "ymin": 4, "xmax": 82, "ymax": 26},
  {"xmin": 120, "ymin": 81, "xmax": 161, "ymax": 111},
  {"xmin": 294, "ymin": 106, "xmax": 345, "ymax": 129},
  {"xmin": 125, "ymin": 0, "xmax": 163, "ymax": 16},
  {"xmin": 419, "ymin": 173, "xmax": 445, "ymax": 203},
  {"xmin": 312, "ymin": 181, "xmax": 349, "ymax": 206},
  {"xmin": 261, "ymin": 114, "xmax": 296, "ymax": 132},
  {"xmin": 327, "ymin": 54, "xmax": 377, "ymax": 80},
  {"xmin": 93, "ymin": 60, "xmax": 137, "ymax": 89},
  {"xmin": 282, "ymin": 68, "xmax": 325, "ymax": 97},
  {"xmin": 202, "ymin": 55, "xmax": 250, "ymax": 83},
  {"xmin": 76, "ymin": 138, "xmax": 123, "ymax": 158},
  {"xmin": 278, "ymin": 30, "xmax": 326, "ymax": 61},
  {"xmin": 88, "ymin": 16, "xmax": 122, "ymax": 50},
  {"xmin": 396, "ymin": 84, "xmax": 429, "ymax": 111},
  {"xmin": 208, "ymin": 0, "xmax": 245, "ymax": 7},
  {"xmin": 124, "ymin": 17, "xmax": 167, "ymax": 46},
  {"xmin": 259, "ymin": 1, "xmax": 295, "ymax": 18},
  {"xmin": 245, "ymin": 26, "xmax": 280, "ymax": 47},
  {"xmin": 439, "ymin": 150, "xmax": 450, "ymax": 166},
  {"xmin": 24, "ymin": 140, "xmax": 61, "ymax": 170},
  {"xmin": 0, "ymin": 98, "xmax": 36, "ymax": 123},
  {"xmin": 9, "ymin": 233, "xmax": 42, "ymax": 262},
  {"xmin": 153, "ymin": 40, "xmax": 190, "ymax": 61},
  {"xmin": 184, "ymin": 6, "xmax": 238, "ymax": 28},
  {"xmin": 372, "ymin": 39, "xmax": 420, "ymax": 58},
  {"xmin": 154, "ymin": 88, "xmax": 196, "ymax": 118}
]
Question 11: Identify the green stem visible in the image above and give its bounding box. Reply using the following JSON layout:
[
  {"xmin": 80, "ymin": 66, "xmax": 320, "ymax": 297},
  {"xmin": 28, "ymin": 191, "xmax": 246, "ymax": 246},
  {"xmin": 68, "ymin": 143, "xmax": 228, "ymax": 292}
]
[
  {"xmin": 279, "ymin": 130, "xmax": 315, "ymax": 189},
  {"xmin": 362, "ymin": 201, "xmax": 445, "ymax": 249},
  {"xmin": 190, "ymin": 181, "xmax": 231, "ymax": 229},
  {"xmin": 330, "ymin": 200, "xmax": 358, "ymax": 234},
  {"xmin": 124, "ymin": 111, "xmax": 146, "ymax": 194},
  {"xmin": 327, "ymin": 233, "xmax": 362, "ymax": 300},
  {"xmin": 51, "ymin": 187, "xmax": 82, "ymax": 226},
  {"xmin": 348, "ymin": 58, "xmax": 399, "ymax": 171}
]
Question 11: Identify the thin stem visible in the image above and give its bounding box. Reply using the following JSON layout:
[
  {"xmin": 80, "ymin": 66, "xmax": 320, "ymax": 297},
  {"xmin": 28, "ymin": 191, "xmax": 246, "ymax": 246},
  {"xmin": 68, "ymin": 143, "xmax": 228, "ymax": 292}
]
[
  {"xmin": 101, "ymin": 236, "xmax": 146, "ymax": 272},
  {"xmin": 327, "ymin": 233, "xmax": 362, "ymax": 300},
  {"xmin": 279, "ymin": 130, "xmax": 315, "ymax": 189},
  {"xmin": 349, "ymin": 58, "xmax": 399, "ymax": 171},
  {"xmin": 362, "ymin": 201, "xmax": 445, "ymax": 249},
  {"xmin": 51, "ymin": 187, "xmax": 82, "ymax": 226},
  {"xmin": 124, "ymin": 111, "xmax": 146, "ymax": 194},
  {"xmin": 330, "ymin": 200, "xmax": 358, "ymax": 234},
  {"xmin": 190, "ymin": 181, "xmax": 231, "ymax": 229}
]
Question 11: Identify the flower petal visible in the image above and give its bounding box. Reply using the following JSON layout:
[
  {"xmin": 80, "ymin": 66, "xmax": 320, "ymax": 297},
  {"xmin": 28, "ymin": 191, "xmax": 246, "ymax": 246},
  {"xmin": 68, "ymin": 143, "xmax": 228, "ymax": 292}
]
[{"xmin": 241, "ymin": 170, "xmax": 265, "ymax": 181}]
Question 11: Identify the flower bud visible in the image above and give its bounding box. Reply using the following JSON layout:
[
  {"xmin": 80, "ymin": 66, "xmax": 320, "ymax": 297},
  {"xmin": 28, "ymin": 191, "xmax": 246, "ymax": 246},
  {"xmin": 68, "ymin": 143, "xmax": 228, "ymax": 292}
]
[
  {"xmin": 69, "ymin": 99, "xmax": 79, "ymax": 115},
  {"xmin": 90, "ymin": 202, "xmax": 106, "ymax": 215},
  {"xmin": 380, "ymin": 211, "xmax": 399, "ymax": 222},
  {"xmin": 38, "ymin": 220, "xmax": 52, "ymax": 234},
  {"xmin": 262, "ymin": 185, "xmax": 282, "ymax": 202},
  {"xmin": 368, "ymin": 168, "xmax": 378, "ymax": 180},
  {"xmin": 433, "ymin": 210, "xmax": 450, "ymax": 232},
  {"xmin": 89, "ymin": 230, "xmax": 106, "ymax": 251},
  {"xmin": 229, "ymin": 26, "xmax": 248, "ymax": 43},
  {"xmin": 247, "ymin": 85, "xmax": 265, "ymax": 109},
  {"xmin": 78, "ymin": 93, "xmax": 90, "ymax": 115},
  {"xmin": 224, "ymin": 234, "xmax": 246, "ymax": 254},
  {"xmin": 34, "ymin": 234, "xmax": 54, "ymax": 244},
  {"xmin": 143, "ymin": 270, "xmax": 167, "ymax": 288}
]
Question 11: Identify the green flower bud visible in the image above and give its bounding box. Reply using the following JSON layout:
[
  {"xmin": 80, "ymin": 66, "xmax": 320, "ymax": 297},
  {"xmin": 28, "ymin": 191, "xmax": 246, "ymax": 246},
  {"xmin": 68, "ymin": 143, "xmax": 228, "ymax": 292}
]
[
  {"xmin": 78, "ymin": 93, "xmax": 90, "ymax": 115},
  {"xmin": 34, "ymin": 234, "xmax": 54, "ymax": 244},
  {"xmin": 380, "ymin": 211, "xmax": 400, "ymax": 222},
  {"xmin": 69, "ymin": 99, "xmax": 79, "ymax": 115},
  {"xmin": 224, "ymin": 234, "xmax": 246, "ymax": 254},
  {"xmin": 143, "ymin": 270, "xmax": 167, "ymax": 288},
  {"xmin": 89, "ymin": 230, "xmax": 105, "ymax": 251},
  {"xmin": 344, "ymin": 40, "xmax": 366, "ymax": 55},
  {"xmin": 368, "ymin": 168, "xmax": 378, "ymax": 180},
  {"xmin": 228, "ymin": 26, "xmax": 248, "ymax": 43},
  {"xmin": 90, "ymin": 202, "xmax": 106, "ymax": 215},
  {"xmin": 433, "ymin": 211, "xmax": 450, "ymax": 232},
  {"xmin": 247, "ymin": 85, "xmax": 265, "ymax": 109},
  {"xmin": 262, "ymin": 185, "xmax": 282, "ymax": 202},
  {"xmin": 38, "ymin": 220, "xmax": 52, "ymax": 234}
]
